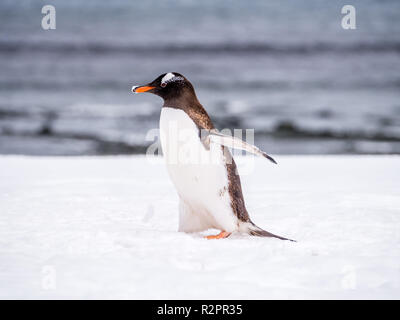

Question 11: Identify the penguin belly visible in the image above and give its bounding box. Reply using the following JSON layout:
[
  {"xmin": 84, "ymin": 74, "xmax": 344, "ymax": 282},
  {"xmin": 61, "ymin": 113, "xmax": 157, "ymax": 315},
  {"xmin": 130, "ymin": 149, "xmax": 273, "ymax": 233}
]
[{"xmin": 159, "ymin": 107, "xmax": 238, "ymax": 233}]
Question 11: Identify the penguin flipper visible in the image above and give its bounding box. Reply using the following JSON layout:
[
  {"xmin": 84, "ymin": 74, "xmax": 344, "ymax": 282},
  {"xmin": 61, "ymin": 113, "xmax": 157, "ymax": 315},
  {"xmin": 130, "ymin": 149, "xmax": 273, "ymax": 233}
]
[{"xmin": 202, "ymin": 129, "xmax": 277, "ymax": 164}]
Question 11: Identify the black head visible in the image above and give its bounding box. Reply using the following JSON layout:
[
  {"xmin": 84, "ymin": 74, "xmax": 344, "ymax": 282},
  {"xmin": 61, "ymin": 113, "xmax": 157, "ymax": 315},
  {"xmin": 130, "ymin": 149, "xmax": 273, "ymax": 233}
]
[{"xmin": 131, "ymin": 72, "xmax": 195, "ymax": 101}]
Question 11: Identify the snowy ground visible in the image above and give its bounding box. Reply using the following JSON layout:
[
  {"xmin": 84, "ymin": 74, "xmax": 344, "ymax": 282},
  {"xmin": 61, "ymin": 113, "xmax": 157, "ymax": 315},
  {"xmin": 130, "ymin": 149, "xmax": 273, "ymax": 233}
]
[{"xmin": 0, "ymin": 155, "xmax": 399, "ymax": 299}]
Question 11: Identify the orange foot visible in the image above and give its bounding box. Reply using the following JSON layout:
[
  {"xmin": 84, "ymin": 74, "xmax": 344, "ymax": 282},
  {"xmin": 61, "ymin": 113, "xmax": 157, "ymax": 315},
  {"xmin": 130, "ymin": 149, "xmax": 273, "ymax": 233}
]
[{"xmin": 205, "ymin": 231, "xmax": 231, "ymax": 240}]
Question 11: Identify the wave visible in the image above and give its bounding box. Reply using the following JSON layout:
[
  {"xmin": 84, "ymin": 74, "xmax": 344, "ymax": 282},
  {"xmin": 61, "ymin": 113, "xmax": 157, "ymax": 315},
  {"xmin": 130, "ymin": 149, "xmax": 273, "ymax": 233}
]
[
  {"xmin": 2, "ymin": 118, "xmax": 400, "ymax": 156},
  {"xmin": 260, "ymin": 120, "xmax": 400, "ymax": 142},
  {"xmin": 1, "ymin": 78, "xmax": 400, "ymax": 91},
  {"xmin": 1, "ymin": 40, "xmax": 400, "ymax": 55}
]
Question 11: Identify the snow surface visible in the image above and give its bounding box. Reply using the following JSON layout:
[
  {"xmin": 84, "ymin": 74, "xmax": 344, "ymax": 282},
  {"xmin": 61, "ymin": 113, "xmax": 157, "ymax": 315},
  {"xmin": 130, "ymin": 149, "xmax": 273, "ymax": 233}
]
[{"xmin": 0, "ymin": 155, "xmax": 399, "ymax": 299}]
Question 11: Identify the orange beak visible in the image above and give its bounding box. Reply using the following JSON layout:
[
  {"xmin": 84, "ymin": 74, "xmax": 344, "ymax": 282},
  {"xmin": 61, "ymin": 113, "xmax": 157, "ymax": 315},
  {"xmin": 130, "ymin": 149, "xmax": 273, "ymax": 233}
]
[{"xmin": 132, "ymin": 85, "xmax": 155, "ymax": 93}]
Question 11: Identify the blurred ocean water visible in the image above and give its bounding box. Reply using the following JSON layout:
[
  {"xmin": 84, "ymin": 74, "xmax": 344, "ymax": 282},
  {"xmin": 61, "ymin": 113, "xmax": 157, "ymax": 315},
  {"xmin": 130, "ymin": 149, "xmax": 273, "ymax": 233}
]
[{"xmin": 0, "ymin": 0, "xmax": 400, "ymax": 155}]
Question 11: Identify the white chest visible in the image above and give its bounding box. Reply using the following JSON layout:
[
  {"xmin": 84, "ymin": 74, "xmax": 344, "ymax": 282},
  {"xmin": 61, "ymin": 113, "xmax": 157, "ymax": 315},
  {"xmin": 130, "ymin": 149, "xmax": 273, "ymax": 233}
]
[{"xmin": 159, "ymin": 107, "xmax": 236, "ymax": 230}]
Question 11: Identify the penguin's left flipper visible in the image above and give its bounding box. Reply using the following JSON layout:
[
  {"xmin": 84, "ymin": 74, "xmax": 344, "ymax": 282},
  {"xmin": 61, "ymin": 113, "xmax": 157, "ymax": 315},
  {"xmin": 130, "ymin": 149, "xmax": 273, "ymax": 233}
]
[{"xmin": 201, "ymin": 129, "xmax": 277, "ymax": 164}]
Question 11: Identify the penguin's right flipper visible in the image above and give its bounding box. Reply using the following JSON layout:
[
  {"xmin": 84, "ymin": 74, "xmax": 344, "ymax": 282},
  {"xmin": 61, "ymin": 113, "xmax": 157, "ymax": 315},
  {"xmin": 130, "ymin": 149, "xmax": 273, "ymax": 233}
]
[{"xmin": 201, "ymin": 129, "xmax": 277, "ymax": 164}]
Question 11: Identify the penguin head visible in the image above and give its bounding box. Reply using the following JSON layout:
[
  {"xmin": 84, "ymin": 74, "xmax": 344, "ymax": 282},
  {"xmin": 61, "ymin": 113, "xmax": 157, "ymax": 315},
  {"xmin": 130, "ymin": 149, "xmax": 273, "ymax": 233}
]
[{"xmin": 132, "ymin": 72, "xmax": 195, "ymax": 100}]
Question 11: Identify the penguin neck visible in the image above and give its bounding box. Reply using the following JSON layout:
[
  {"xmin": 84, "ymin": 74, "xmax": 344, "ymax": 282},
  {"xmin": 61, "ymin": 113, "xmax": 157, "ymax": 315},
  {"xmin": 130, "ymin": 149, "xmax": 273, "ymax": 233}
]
[
  {"xmin": 163, "ymin": 88, "xmax": 200, "ymax": 110},
  {"xmin": 162, "ymin": 90, "xmax": 215, "ymax": 130}
]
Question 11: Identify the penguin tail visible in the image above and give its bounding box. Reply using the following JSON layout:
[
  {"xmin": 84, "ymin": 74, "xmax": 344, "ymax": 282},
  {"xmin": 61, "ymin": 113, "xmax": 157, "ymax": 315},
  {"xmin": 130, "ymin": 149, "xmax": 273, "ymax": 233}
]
[{"xmin": 245, "ymin": 221, "xmax": 296, "ymax": 242}]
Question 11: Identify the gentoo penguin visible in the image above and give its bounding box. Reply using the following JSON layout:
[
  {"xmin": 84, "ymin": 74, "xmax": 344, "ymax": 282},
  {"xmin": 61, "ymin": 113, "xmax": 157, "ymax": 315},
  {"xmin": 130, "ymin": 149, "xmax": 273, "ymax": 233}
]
[{"xmin": 132, "ymin": 72, "xmax": 293, "ymax": 241}]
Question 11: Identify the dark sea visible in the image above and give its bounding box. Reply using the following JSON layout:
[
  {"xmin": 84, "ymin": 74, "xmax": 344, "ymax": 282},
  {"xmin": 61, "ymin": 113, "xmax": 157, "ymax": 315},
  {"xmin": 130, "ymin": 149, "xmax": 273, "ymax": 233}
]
[{"xmin": 1, "ymin": 0, "xmax": 400, "ymax": 155}]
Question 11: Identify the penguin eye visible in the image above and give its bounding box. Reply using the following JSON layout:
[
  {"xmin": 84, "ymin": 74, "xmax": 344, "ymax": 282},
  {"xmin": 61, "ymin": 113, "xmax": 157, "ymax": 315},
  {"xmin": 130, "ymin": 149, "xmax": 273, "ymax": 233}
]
[{"xmin": 161, "ymin": 83, "xmax": 166, "ymax": 88}]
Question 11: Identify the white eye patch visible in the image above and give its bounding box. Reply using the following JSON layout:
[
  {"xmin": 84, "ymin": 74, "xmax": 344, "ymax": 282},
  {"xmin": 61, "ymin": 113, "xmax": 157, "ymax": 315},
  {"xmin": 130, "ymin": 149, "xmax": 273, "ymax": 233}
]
[{"xmin": 161, "ymin": 72, "xmax": 184, "ymax": 87}]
